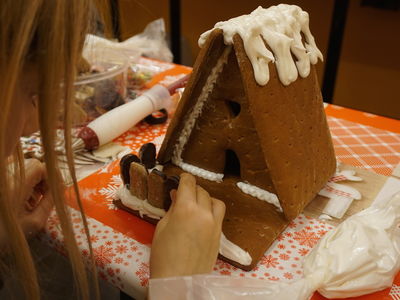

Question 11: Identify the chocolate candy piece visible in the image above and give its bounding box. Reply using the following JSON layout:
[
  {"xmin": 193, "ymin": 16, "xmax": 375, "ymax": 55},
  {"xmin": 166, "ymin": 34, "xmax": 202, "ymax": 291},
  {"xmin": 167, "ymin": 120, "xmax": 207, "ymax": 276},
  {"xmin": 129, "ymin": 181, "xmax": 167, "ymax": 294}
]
[
  {"xmin": 139, "ymin": 143, "xmax": 157, "ymax": 169},
  {"xmin": 164, "ymin": 175, "xmax": 180, "ymax": 210},
  {"xmin": 144, "ymin": 109, "xmax": 168, "ymax": 125},
  {"xmin": 151, "ymin": 169, "xmax": 167, "ymax": 180},
  {"xmin": 119, "ymin": 154, "xmax": 140, "ymax": 186},
  {"xmin": 129, "ymin": 162, "xmax": 148, "ymax": 200},
  {"xmin": 147, "ymin": 170, "xmax": 168, "ymax": 209}
]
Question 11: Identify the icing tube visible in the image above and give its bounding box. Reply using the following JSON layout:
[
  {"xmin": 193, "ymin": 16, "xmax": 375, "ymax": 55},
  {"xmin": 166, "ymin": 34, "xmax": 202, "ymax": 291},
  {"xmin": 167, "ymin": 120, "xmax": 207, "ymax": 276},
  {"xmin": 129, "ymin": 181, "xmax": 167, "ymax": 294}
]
[
  {"xmin": 83, "ymin": 84, "xmax": 171, "ymax": 147},
  {"xmin": 305, "ymin": 191, "xmax": 400, "ymax": 298},
  {"xmin": 149, "ymin": 192, "xmax": 400, "ymax": 300}
]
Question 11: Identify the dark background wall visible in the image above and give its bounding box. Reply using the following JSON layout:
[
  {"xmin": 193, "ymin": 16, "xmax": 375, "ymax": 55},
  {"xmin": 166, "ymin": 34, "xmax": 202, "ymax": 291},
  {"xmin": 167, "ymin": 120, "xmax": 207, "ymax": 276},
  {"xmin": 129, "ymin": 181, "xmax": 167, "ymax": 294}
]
[{"xmin": 113, "ymin": 0, "xmax": 399, "ymax": 119}]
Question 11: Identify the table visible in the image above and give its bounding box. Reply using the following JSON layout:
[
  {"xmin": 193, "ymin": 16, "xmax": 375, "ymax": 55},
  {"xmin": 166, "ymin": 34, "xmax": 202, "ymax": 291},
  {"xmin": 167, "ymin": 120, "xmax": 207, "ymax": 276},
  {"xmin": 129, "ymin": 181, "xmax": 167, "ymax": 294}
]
[{"xmin": 40, "ymin": 60, "xmax": 400, "ymax": 299}]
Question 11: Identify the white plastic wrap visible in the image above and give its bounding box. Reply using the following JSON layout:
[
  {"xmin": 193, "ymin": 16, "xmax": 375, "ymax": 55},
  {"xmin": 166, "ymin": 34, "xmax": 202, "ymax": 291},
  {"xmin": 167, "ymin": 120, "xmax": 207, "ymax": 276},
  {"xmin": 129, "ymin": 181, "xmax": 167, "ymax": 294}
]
[
  {"xmin": 149, "ymin": 192, "xmax": 400, "ymax": 300},
  {"xmin": 149, "ymin": 276, "xmax": 313, "ymax": 300},
  {"xmin": 83, "ymin": 19, "xmax": 172, "ymax": 63},
  {"xmin": 122, "ymin": 18, "xmax": 173, "ymax": 62}
]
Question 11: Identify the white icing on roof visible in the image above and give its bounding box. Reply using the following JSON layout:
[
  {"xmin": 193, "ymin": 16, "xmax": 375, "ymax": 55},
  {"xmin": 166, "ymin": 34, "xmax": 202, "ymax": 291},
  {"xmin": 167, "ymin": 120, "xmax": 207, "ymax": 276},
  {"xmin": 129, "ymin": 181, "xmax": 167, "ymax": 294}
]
[{"xmin": 199, "ymin": 4, "xmax": 323, "ymax": 86}]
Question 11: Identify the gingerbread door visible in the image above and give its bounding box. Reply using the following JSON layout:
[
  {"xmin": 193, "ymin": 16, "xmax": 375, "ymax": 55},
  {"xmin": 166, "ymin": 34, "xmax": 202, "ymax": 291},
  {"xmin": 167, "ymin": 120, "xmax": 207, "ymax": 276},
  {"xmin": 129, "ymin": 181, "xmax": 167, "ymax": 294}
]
[{"xmin": 180, "ymin": 46, "xmax": 276, "ymax": 195}]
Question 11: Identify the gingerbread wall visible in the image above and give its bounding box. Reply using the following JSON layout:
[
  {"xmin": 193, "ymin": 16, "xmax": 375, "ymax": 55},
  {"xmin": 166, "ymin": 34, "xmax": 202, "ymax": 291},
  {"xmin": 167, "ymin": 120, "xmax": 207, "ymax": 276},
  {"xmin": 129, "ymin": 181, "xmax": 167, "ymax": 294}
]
[{"xmin": 181, "ymin": 47, "xmax": 276, "ymax": 192}]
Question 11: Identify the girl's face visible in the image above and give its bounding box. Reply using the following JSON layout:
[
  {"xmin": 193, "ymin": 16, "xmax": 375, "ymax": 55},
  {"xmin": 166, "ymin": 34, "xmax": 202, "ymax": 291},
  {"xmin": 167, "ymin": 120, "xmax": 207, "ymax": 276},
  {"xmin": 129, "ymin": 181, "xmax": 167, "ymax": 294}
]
[{"xmin": 6, "ymin": 65, "xmax": 40, "ymax": 156}]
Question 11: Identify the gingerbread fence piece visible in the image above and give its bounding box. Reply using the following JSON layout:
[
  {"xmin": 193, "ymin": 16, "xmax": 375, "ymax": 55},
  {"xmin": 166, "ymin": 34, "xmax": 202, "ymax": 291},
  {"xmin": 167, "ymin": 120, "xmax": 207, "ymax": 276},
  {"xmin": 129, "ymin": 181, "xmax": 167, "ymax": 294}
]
[
  {"xmin": 129, "ymin": 162, "xmax": 148, "ymax": 200},
  {"xmin": 147, "ymin": 170, "xmax": 168, "ymax": 209}
]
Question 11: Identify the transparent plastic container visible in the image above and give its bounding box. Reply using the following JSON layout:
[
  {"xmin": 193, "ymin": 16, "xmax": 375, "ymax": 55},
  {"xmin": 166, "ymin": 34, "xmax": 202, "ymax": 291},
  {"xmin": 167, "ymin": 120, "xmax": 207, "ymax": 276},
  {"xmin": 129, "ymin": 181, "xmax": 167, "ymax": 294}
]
[{"xmin": 73, "ymin": 48, "xmax": 132, "ymax": 125}]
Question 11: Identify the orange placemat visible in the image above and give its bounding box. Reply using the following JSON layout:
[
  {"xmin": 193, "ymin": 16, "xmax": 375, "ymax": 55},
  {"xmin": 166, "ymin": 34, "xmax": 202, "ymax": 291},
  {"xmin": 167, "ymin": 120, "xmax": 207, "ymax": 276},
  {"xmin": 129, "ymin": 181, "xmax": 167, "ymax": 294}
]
[
  {"xmin": 325, "ymin": 104, "xmax": 400, "ymax": 134},
  {"xmin": 328, "ymin": 116, "xmax": 400, "ymax": 176}
]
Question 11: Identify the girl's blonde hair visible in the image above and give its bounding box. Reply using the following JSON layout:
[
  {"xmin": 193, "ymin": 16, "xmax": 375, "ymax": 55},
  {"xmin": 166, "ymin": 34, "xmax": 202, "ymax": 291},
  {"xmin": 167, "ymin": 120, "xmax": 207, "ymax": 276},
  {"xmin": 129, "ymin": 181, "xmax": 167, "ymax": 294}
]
[{"xmin": 0, "ymin": 0, "xmax": 110, "ymax": 298}]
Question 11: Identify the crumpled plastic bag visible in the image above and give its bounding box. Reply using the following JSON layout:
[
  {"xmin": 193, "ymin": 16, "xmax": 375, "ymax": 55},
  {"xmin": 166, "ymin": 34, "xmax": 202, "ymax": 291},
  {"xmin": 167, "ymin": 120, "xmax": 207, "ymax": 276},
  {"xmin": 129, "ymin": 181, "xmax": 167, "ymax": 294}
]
[
  {"xmin": 149, "ymin": 275, "xmax": 313, "ymax": 300},
  {"xmin": 83, "ymin": 18, "xmax": 172, "ymax": 63},
  {"xmin": 122, "ymin": 18, "xmax": 173, "ymax": 62},
  {"xmin": 149, "ymin": 192, "xmax": 400, "ymax": 300},
  {"xmin": 304, "ymin": 191, "xmax": 400, "ymax": 298}
]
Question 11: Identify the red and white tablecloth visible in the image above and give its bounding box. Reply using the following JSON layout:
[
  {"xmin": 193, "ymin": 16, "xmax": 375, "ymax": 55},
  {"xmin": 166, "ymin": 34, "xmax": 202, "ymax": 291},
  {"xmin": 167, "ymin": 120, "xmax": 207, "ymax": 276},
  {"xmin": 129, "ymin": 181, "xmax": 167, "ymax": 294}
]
[
  {"xmin": 39, "ymin": 105, "xmax": 400, "ymax": 300},
  {"xmin": 37, "ymin": 58, "xmax": 400, "ymax": 300}
]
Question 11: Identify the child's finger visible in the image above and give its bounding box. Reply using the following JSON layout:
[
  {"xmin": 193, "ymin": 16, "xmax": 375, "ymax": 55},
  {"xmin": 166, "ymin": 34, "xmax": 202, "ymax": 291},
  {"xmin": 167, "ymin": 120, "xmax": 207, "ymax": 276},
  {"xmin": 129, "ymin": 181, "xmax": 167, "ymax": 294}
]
[
  {"xmin": 196, "ymin": 186, "xmax": 212, "ymax": 211},
  {"xmin": 175, "ymin": 173, "xmax": 197, "ymax": 207},
  {"xmin": 24, "ymin": 159, "xmax": 46, "ymax": 188},
  {"xmin": 28, "ymin": 189, "xmax": 53, "ymax": 230},
  {"xmin": 211, "ymin": 197, "xmax": 226, "ymax": 226},
  {"xmin": 167, "ymin": 189, "xmax": 177, "ymax": 211}
]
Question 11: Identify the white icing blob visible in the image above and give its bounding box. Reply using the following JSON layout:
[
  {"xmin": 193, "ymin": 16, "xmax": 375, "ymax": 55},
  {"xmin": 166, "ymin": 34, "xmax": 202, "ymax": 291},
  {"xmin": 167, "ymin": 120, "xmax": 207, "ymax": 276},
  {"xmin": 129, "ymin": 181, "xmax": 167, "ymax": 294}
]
[
  {"xmin": 237, "ymin": 182, "xmax": 282, "ymax": 212},
  {"xmin": 149, "ymin": 164, "xmax": 164, "ymax": 173},
  {"xmin": 199, "ymin": 4, "xmax": 323, "ymax": 86},
  {"xmin": 220, "ymin": 233, "xmax": 252, "ymax": 266},
  {"xmin": 116, "ymin": 185, "xmax": 166, "ymax": 220},
  {"xmin": 319, "ymin": 214, "xmax": 333, "ymax": 220}
]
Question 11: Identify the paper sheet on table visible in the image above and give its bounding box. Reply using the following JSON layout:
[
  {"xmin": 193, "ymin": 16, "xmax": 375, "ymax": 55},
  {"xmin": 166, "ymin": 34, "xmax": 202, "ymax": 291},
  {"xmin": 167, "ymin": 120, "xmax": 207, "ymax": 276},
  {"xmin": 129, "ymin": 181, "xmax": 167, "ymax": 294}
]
[{"xmin": 304, "ymin": 164, "xmax": 388, "ymax": 225}]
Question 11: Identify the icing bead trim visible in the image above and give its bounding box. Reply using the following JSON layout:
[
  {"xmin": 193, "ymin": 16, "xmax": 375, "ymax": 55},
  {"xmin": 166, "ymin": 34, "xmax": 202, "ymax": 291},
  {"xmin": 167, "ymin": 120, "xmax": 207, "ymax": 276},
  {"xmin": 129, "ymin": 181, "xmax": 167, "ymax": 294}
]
[
  {"xmin": 237, "ymin": 182, "xmax": 282, "ymax": 212},
  {"xmin": 176, "ymin": 161, "xmax": 224, "ymax": 183},
  {"xmin": 172, "ymin": 47, "xmax": 231, "ymax": 182}
]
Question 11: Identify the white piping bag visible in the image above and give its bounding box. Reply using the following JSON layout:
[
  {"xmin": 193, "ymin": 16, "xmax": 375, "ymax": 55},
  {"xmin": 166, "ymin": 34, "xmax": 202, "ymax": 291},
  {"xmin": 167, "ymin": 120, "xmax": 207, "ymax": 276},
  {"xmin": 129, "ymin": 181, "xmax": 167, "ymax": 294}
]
[{"xmin": 78, "ymin": 74, "xmax": 190, "ymax": 150}]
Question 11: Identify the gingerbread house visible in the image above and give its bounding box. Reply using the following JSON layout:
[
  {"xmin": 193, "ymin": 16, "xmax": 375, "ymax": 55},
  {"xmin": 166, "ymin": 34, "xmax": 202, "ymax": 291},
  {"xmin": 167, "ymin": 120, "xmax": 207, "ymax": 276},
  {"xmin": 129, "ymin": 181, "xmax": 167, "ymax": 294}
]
[{"xmin": 157, "ymin": 5, "xmax": 336, "ymax": 270}]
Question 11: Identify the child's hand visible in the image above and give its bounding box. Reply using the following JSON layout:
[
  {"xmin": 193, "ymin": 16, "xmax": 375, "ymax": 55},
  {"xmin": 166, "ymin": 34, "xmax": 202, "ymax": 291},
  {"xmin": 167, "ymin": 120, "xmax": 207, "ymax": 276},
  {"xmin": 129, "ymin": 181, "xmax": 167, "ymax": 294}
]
[
  {"xmin": 18, "ymin": 159, "xmax": 53, "ymax": 239},
  {"xmin": 0, "ymin": 159, "xmax": 53, "ymax": 253},
  {"xmin": 150, "ymin": 173, "xmax": 225, "ymax": 278}
]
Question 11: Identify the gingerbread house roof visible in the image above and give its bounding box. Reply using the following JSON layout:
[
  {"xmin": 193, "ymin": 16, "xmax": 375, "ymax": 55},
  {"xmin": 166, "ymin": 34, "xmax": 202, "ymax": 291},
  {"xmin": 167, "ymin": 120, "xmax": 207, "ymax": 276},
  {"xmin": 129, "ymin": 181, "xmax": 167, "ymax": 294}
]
[{"xmin": 158, "ymin": 5, "xmax": 336, "ymax": 221}]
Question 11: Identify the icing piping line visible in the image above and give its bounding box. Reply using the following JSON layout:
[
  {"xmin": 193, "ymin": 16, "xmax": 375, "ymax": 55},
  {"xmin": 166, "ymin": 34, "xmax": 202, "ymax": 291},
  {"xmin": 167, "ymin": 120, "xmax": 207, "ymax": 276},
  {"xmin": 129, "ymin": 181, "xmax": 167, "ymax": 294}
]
[
  {"xmin": 237, "ymin": 181, "xmax": 282, "ymax": 212},
  {"xmin": 177, "ymin": 162, "xmax": 224, "ymax": 183},
  {"xmin": 172, "ymin": 46, "xmax": 232, "ymax": 182}
]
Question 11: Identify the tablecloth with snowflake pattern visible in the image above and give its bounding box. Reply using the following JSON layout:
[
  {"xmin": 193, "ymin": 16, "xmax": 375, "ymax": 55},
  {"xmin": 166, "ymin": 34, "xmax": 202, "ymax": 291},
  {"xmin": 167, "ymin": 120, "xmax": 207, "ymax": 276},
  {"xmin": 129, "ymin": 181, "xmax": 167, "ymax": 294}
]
[{"xmin": 39, "ymin": 60, "xmax": 400, "ymax": 299}]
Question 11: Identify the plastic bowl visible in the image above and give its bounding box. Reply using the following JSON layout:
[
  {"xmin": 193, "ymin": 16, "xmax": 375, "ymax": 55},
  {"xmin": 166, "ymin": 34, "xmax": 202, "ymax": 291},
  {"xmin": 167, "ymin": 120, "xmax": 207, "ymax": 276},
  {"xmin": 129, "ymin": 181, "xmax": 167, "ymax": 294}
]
[{"xmin": 73, "ymin": 49, "xmax": 130, "ymax": 125}]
